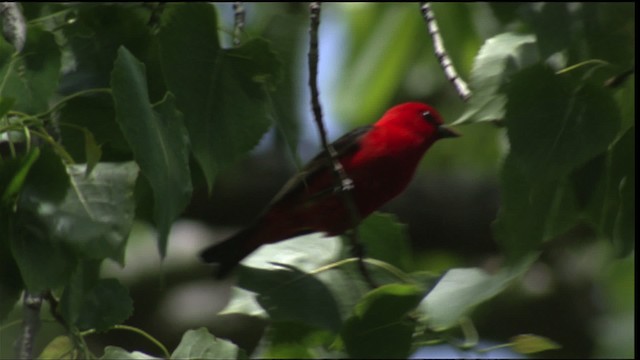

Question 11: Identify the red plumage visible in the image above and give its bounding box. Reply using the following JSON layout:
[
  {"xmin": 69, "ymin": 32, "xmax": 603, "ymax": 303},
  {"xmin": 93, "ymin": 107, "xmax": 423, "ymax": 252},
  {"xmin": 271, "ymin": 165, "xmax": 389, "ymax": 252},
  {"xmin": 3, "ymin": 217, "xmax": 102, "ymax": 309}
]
[{"xmin": 201, "ymin": 102, "xmax": 459, "ymax": 278}]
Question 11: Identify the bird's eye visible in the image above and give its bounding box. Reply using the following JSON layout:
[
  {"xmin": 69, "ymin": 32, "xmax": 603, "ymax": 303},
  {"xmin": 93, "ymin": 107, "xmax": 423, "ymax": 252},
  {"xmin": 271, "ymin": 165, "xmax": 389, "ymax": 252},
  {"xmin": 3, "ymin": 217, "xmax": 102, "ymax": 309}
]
[{"xmin": 421, "ymin": 110, "xmax": 437, "ymax": 125}]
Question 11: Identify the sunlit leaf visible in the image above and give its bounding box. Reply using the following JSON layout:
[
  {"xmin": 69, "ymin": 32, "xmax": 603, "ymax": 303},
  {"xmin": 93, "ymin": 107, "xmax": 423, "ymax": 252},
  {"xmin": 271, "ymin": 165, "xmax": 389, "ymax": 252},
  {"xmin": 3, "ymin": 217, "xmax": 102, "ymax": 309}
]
[
  {"xmin": 454, "ymin": 32, "xmax": 537, "ymax": 125},
  {"xmin": 101, "ymin": 347, "xmax": 160, "ymax": 360}
]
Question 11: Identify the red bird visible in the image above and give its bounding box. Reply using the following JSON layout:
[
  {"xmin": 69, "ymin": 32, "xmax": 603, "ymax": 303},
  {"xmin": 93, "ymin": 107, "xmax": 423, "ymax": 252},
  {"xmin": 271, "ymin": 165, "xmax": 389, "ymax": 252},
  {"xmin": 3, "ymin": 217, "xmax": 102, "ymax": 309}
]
[{"xmin": 201, "ymin": 102, "xmax": 459, "ymax": 278}]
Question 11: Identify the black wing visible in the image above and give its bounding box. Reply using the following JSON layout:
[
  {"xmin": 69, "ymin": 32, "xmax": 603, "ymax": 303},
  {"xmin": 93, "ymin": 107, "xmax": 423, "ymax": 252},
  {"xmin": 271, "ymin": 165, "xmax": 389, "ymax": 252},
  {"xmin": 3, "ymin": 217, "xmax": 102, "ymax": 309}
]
[{"xmin": 269, "ymin": 125, "xmax": 373, "ymax": 205}]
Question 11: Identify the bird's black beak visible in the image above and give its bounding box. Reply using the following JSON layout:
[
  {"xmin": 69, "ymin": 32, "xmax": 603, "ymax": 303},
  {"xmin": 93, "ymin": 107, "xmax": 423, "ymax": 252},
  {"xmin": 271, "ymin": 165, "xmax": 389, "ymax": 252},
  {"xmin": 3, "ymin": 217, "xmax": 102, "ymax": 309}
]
[{"xmin": 437, "ymin": 125, "xmax": 460, "ymax": 139}]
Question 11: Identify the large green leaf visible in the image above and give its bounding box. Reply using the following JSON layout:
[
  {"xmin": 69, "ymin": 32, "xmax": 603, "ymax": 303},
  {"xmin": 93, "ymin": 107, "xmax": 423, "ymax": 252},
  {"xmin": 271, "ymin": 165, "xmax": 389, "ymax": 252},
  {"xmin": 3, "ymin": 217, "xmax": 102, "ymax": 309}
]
[
  {"xmin": 10, "ymin": 147, "xmax": 75, "ymax": 292},
  {"xmin": 158, "ymin": 3, "xmax": 279, "ymax": 190},
  {"xmin": 61, "ymin": 4, "xmax": 159, "ymax": 94},
  {"xmin": 493, "ymin": 154, "xmax": 581, "ymax": 260},
  {"xmin": 171, "ymin": 328, "xmax": 247, "ymax": 360},
  {"xmin": 19, "ymin": 161, "xmax": 139, "ymax": 264},
  {"xmin": 453, "ymin": 32, "xmax": 537, "ymax": 125},
  {"xmin": 341, "ymin": 283, "xmax": 424, "ymax": 359},
  {"xmin": 0, "ymin": 26, "xmax": 60, "ymax": 113},
  {"xmin": 505, "ymin": 65, "xmax": 621, "ymax": 181},
  {"xmin": 60, "ymin": 262, "xmax": 132, "ymax": 332},
  {"xmin": 111, "ymin": 47, "xmax": 192, "ymax": 256}
]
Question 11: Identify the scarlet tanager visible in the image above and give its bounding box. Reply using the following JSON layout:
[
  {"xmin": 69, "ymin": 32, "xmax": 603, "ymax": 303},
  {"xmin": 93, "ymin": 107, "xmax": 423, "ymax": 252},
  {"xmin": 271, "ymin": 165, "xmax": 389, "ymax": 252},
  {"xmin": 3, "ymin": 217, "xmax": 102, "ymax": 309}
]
[{"xmin": 200, "ymin": 102, "xmax": 459, "ymax": 278}]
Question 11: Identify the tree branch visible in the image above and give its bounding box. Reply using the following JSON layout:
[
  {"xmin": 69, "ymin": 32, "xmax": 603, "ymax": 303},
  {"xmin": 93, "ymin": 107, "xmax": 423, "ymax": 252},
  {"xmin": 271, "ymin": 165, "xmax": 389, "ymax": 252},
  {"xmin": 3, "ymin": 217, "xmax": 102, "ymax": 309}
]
[
  {"xmin": 307, "ymin": 2, "xmax": 377, "ymax": 289},
  {"xmin": 232, "ymin": 2, "xmax": 245, "ymax": 46},
  {"xmin": 420, "ymin": 2, "xmax": 471, "ymax": 102},
  {"xmin": 16, "ymin": 292, "xmax": 43, "ymax": 359}
]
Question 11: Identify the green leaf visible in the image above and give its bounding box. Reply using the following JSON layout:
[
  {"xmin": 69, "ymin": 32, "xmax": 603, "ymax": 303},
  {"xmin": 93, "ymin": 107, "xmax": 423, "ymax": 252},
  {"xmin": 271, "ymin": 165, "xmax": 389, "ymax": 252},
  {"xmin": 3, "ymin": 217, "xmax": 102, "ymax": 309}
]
[
  {"xmin": 111, "ymin": 47, "xmax": 192, "ymax": 256},
  {"xmin": 522, "ymin": 3, "xmax": 574, "ymax": 60},
  {"xmin": 9, "ymin": 217, "xmax": 77, "ymax": 293},
  {"xmin": 62, "ymin": 4, "xmax": 157, "ymax": 92},
  {"xmin": 158, "ymin": 3, "xmax": 278, "ymax": 190},
  {"xmin": 10, "ymin": 147, "xmax": 75, "ymax": 293},
  {"xmin": 418, "ymin": 255, "xmax": 536, "ymax": 331},
  {"xmin": 341, "ymin": 283, "xmax": 424, "ymax": 359},
  {"xmin": 359, "ymin": 212, "xmax": 412, "ymax": 271},
  {"xmin": 101, "ymin": 347, "xmax": 160, "ymax": 360},
  {"xmin": 511, "ymin": 334, "xmax": 561, "ymax": 355},
  {"xmin": 239, "ymin": 265, "xmax": 343, "ymax": 332},
  {"xmin": 454, "ymin": 32, "xmax": 537, "ymax": 125},
  {"xmin": 335, "ymin": 4, "xmax": 424, "ymax": 126},
  {"xmin": 73, "ymin": 278, "xmax": 133, "ymax": 331},
  {"xmin": 0, "ymin": 26, "xmax": 60, "ymax": 114},
  {"xmin": 505, "ymin": 65, "xmax": 621, "ymax": 181},
  {"xmin": 57, "ymin": 94, "xmax": 130, "ymax": 163},
  {"xmin": 19, "ymin": 161, "xmax": 139, "ymax": 263},
  {"xmin": 171, "ymin": 327, "xmax": 246, "ymax": 360}
]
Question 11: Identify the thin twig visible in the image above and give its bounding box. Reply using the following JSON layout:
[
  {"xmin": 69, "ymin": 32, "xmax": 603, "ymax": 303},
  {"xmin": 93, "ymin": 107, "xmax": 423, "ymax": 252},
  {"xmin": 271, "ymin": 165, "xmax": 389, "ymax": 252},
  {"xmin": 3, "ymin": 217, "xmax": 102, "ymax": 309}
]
[
  {"xmin": 308, "ymin": 2, "xmax": 377, "ymax": 289},
  {"xmin": 420, "ymin": 2, "xmax": 471, "ymax": 102},
  {"xmin": 16, "ymin": 292, "xmax": 43, "ymax": 359},
  {"xmin": 232, "ymin": 2, "xmax": 245, "ymax": 46}
]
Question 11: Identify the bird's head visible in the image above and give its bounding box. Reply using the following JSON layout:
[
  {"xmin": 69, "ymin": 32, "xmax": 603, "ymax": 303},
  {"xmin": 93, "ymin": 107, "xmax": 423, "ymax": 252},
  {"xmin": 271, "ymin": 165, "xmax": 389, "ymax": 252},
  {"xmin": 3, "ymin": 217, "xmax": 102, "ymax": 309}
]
[{"xmin": 376, "ymin": 102, "xmax": 460, "ymax": 142}]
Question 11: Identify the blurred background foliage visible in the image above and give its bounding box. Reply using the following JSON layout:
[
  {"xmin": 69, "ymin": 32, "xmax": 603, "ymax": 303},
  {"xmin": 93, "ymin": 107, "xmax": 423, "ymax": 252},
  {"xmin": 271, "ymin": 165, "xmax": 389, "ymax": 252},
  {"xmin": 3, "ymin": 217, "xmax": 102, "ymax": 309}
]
[{"xmin": 0, "ymin": 2, "xmax": 634, "ymax": 359}]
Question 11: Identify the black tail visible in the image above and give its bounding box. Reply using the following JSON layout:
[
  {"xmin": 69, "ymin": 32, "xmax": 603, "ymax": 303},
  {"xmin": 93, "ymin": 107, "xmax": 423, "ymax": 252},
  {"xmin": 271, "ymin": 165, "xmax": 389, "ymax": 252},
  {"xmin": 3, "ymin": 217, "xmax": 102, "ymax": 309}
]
[{"xmin": 200, "ymin": 226, "xmax": 258, "ymax": 279}]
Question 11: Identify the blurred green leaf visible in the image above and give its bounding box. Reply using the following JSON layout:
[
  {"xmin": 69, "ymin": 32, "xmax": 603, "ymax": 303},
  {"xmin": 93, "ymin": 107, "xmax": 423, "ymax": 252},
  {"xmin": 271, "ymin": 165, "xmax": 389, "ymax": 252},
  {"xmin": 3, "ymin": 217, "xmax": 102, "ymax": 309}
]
[
  {"xmin": 0, "ymin": 26, "xmax": 60, "ymax": 113},
  {"xmin": 335, "ymin": 4, "xmax": 423, "ymax": 126},
  {"xmin": 171, "ymin": 327, "xmax": 247, "ymax": 360},
  {"xmin": 454, "ymin": 32, "xmax": 537, "ymax": 125},
  {"xmin": 239, "ymin": 266, "xmax": 343, "ymax": 333},
  {"xmin": 419, "ymin": 255, "xmax": 535, "ymax": 331},
  {"xmin": 341, "ymin": 283, "xmax": 424, "ymax": 359},
  {"xmin": 522, "ymin": 3, "xmax": 573, "ymax": 60},
  {"xmin": 158, "ymin": 3, "xmax": 278, "ymax": 190},
  {"xmin": 581, "ymin": 3, "xmax": 635, "ymax": 68},
  {"xmin": 359, "ymin": 212, "xmax": 412, "ymax": 271},
  {"xmin": 111, "ymin": 47, "xmax": 192, "ymax": 257}
]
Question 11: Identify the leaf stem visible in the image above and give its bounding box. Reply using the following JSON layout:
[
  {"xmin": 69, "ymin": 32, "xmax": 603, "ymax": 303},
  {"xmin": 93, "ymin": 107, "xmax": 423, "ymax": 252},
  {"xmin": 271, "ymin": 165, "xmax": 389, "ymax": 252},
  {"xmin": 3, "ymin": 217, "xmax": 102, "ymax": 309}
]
[{"xmin": 81, "ymin": 324, "xmax": 171, "ymax": 359}]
